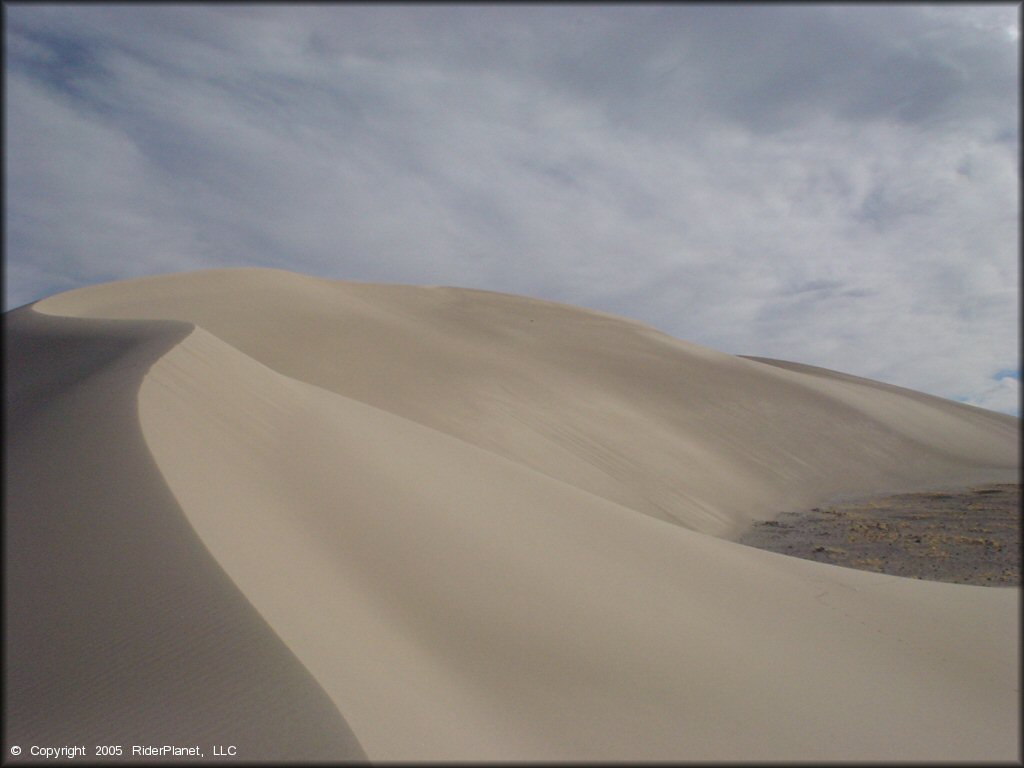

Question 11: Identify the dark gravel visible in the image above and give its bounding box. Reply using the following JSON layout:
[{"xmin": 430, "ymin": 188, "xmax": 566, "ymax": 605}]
[{"xmin": 736, "ymin": 484, "xmax": 1020, "ymax": 586}]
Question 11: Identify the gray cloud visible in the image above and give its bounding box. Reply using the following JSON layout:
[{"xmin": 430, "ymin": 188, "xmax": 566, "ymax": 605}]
[{"xmin": 4, "ymin": 5, "xmax": 1019, "ymax": 415}]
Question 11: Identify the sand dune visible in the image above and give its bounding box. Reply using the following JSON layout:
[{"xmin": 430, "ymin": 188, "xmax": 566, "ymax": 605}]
[
  {"xmin": 6, "ymin": 267, "xmax": 1019, "ymax": 761},
  {"xmin": 4, "ymin": 308, "xmax": 366, "ymax": 762}
]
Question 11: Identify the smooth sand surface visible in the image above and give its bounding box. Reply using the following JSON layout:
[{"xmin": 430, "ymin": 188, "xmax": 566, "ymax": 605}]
[
  {"xmin": 7, "ymin": 267, "xmax": 1019, "ymax": 761},
  {"xmin": 4, "ymin": 307, "xmax": 367, "ymax": 762}
]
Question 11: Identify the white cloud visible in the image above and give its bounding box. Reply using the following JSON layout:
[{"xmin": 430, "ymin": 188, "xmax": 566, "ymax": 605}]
[
  {"xmin": 962, "ymin": 375, "xmax": 1020, "ymax": 415},
  {"xmin": 4, "ymin": 5, "xmax": 1019, "ymax": 415},
  {"xmin": 4, "ymin": 76, "xmax": 208, "ymax": 307}
]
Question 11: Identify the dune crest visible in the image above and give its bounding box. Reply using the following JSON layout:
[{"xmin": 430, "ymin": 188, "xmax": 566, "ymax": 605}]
[{"xmin": 9, "ymin": 267, "xmax": 1018, "ymax": 761}]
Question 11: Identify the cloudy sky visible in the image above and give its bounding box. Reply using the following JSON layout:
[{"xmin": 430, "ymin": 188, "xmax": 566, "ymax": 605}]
[{"xmin": 5, "ymin": 4, "xmax": 1020, "ymax": 414}]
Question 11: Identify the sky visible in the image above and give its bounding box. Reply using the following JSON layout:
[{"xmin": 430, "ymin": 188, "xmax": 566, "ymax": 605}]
[{"xmin": 4, "ymin": 4, "xmax": 1020, "ymax": 415}]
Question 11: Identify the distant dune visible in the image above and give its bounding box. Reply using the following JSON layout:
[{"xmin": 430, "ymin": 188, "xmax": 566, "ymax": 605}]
[{"xmin": 6, "ymin": 268, "xmax": 1019, "ymax": 761}]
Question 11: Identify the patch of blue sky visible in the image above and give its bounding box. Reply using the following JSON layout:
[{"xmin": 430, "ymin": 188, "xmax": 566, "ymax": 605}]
[{"xmin": 8, "ymin": 25, "xmax": 122, "ymax": 123}]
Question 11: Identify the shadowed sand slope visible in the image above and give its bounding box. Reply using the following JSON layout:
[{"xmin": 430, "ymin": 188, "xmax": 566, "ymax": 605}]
[
  {"xmin": 4, "ymin": 307, "xmax": 367, "ymax": 762},
  {"xmin": 7, "ymin": 267, "xmax": 1019, "ymax": 761}
]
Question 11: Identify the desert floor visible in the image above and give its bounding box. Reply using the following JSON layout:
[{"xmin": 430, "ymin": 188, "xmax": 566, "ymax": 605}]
[{"xmin": 736, "ymin": 483, "xmax": 1020, "ymax": 586}]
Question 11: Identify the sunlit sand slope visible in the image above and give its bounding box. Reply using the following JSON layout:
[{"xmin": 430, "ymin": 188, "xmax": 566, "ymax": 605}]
[{"xmin": 38, "ymin": 268, "xmax": 1018, "ymax": 537}]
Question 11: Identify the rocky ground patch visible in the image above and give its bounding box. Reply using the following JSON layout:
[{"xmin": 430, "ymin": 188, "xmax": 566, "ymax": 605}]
[{"xmin": 737, "ymin": 484, "xmax": 1020, "ymax": 586}]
